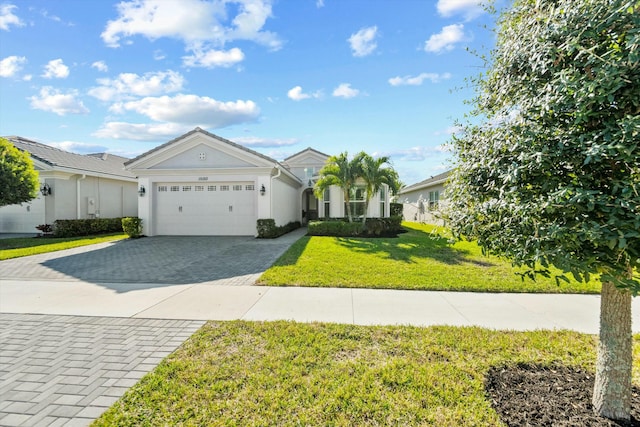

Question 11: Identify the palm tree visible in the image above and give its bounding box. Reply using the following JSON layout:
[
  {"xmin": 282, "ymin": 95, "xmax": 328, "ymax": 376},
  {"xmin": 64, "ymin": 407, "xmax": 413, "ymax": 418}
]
[
  {"xmin": 314, "ymin": 152, "xmax": 362, "ymax": 222},
  {"xmin": 358, "ymin": 153, "xmax": 399, "ymax": 225}
]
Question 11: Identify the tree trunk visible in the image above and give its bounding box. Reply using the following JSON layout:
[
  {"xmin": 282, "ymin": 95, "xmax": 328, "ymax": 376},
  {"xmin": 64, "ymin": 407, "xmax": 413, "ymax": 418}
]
[{"xmin": 592, "ymin": 281, "xmax": 632, "ymax": 420}]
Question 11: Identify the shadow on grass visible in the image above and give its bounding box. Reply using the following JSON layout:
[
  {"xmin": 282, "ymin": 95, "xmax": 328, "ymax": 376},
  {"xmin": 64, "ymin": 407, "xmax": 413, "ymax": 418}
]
[{"xmin": 334, "ymin": 226, "xmax": 498, "ymax": 267}]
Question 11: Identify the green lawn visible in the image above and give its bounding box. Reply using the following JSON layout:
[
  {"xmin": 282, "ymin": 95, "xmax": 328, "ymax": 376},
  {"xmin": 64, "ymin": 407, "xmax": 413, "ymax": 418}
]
[
  {"xmin": 258, "ymin": 222, "xmax": 601, "ymax": 293},
  {"xmin": 94, "ymin": 321, "xmax": 640, "ymax": 427},
  {"xmin": 0, "ymin": 233, "xmax": 128, "ymax": 260}
]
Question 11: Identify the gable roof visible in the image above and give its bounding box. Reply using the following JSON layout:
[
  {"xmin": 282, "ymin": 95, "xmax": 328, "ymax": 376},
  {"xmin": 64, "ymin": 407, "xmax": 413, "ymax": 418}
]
[
  {"xmin": 399, "ymin": 170, "xmax": 451, "ymax": 194},
  {"xmin": 124, "ymin": 127, "xmax": 283, "ymax": 168},
  {"xmin": 283, "ymin": 147, "xmax": 330, "ymax": 162},
  {"xmin": 5, "ymin": 136, "xmax": 136, "ymax": 180}
]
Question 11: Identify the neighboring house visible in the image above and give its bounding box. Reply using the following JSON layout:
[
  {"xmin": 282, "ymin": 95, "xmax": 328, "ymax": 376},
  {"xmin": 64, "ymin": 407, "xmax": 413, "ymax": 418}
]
[
  {"xmin": 0, "ymin": 136, "xmax": 138, "ymax": 233},
  {"xmin": 399, "ymin": 170, "xmax": 451, "ymax": 225},
  {"xmin": 125, "ymin": 127, "xmax": 391, "ymax": 236}
]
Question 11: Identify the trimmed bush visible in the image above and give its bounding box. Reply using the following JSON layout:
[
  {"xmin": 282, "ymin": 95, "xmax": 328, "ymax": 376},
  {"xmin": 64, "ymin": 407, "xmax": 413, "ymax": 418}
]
[
  {"xmin": 53, "ymin": 218, "xmax": 124, "ymax": 237},
  {"xmin": 308, "ymin": 216, "xmax": 403, "ymax": 237},
  {"xmin": 122, "ymin": 217, "xmax": 143, "ymax": 238},
  {"xmin": 257, "ymin": 219, "xmax": 301, "ymax": 238}
]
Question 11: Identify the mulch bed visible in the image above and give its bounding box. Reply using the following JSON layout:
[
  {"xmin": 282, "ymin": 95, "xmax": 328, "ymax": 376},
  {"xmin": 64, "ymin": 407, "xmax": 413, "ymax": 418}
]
[{"xmin": 485, "ymin": 363, "xmax": 640, "ymax": 426}]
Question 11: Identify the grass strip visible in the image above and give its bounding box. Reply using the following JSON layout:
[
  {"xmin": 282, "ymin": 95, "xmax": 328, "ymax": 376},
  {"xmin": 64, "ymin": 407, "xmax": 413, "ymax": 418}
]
[
  {"xmin": 0, "ymin": 233, "xmax": 128, "ymax": 260},
  {"xmin": 95, "ymin": 321, "xmax": 640, "ymax": 427}
]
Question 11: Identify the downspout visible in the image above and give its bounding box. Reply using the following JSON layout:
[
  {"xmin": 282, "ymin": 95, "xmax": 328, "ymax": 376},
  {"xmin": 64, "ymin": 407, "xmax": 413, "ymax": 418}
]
[
  {"xmin": 77, "ymin": 174, "xmax": 86, "ymax": 219},
  {"xmin": 270, "ymin": 166, "xmax": 281, "ymax": 219}
]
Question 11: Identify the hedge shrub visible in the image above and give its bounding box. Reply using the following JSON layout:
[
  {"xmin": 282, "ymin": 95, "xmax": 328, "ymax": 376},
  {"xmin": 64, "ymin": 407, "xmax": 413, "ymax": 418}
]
[
  {"xmin": 257, "ymin": 219, "xmax": 301, "ymax": 238},
  {"xmin": 308, "ymin": 216, "xmax": 403, "ymax": 237},
  {"xmin": 122, "ymin": 217, "xmax": 143, "ymax": 238},
  {"xmin": 53, "ymin": 218, "xmax": 124, "ymax": 237}
]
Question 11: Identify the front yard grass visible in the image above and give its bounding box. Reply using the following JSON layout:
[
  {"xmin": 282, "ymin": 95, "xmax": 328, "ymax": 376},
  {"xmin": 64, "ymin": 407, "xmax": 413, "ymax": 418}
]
[
  {"xmin": 258, "ymin": 222, "xmax": 601, "ymax": 293},
  {"xmin": 94, "ymin": 321, "xmax": 639, "ymax": 427},
  {"xmin": 0, "ymin": 233, "xmax": 128, "ymax": 260}
]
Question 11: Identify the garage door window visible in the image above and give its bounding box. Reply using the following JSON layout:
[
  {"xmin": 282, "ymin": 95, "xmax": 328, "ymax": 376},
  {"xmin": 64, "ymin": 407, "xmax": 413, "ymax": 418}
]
[
  {"xmin": 158, "ymin": 186, "xmax": 167, "ymax": 192},
  {"xmin": 195, "ymin": 185, "xmax": 204, "ymax": 191},
  {"xmin": 233, "ymin": 185, "xmax": 242, "ymax": 191},
  {"xmin": 208, "ymin": 185, "xmax": 216, "ymax": 191},
  {"xmin": 246, "ymin": 184, "xmax": 255, "ymax": 191},
  {"xmin": 183, "ymin": 186, "xmax": 192, "ymax": 192},
  {"xmin": 170, "ymin": 186, "xmax": 179, "ymax": 192},
  {"xmin": 220, "ymin": 185, "xmax": 229, "ymax": 191}
]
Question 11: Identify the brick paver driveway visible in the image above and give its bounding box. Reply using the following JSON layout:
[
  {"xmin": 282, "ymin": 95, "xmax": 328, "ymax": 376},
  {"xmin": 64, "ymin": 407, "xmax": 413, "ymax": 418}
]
[
  {"xmin": 0, "ymin": 230, "xmax": 306, "ymax": 285},
  {"xmin": 0, "ymin": 230, "xmax": 305, "ymax": 426}
]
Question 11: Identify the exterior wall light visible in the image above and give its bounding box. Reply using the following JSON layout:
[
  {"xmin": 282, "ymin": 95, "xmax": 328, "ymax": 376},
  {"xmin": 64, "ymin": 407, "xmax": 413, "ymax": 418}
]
[
  {"xmin": 40, "ymin": 183, "xmax": 52, "ymax": 196},
  {"xmin": 138, "ymin": 185, "xmax": 146, "ymax": 197},
  {"xmin": 260, "ymin": 184, "xmax": 266, "ymax": 196}
]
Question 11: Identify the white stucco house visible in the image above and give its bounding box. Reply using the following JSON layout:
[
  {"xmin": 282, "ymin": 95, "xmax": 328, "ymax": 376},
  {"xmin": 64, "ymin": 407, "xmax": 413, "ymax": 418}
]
[
  {"xmin": 0, "ymin": 136, "xmax": 138, "ymax": 233},
  {"xmin": 398, "ymin": 170, "xmax": 450, "ymax": 225},
  {"xmin": 125, "ymin": 128, "xmax": 391, "ymax": 236}
]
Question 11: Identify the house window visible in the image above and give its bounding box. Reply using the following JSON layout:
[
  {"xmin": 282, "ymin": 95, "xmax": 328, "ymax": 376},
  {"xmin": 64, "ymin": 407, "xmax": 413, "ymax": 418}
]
[
  {"xmin": 195, "ymin": 185, "xmax": 204, "ymax": 192},
  {"xmin": 428, "ymin": 191, "xmax": 440, "ymax": 209},
  {"xmin": 182, "ymin": 186, "xmax": 192, "ymax": 192},
  {"xmin": 158, "ymin": 186, "xmax": 167, "ymax": 192},
  {"xmin": 379, "ymin": 187, "xmax": 386, "ymax": 217},
  {"xmin": 323, "ymin": 188, "xmax": 330, "ymax": 218},
  {"xmin": 170, "ymin": 186, "xmax": 179, "ymax": 192},
  {"xmin": 208, "ymin": 185, "xmax": 216, "ymax": 191},
  {"xmin": 220, "ymin": 185, "xmax": 229, "ymax": 191},
  {"xmin": 245, "ymin": 184, "xmax": 255, "ymax": 191},
  {"xmin": 233, "ymin": 185, "xmax": 242, "ymax": 191},
  {"xmin": 347, "ymin": 186, "xmax": 366, "ymax": 217}
]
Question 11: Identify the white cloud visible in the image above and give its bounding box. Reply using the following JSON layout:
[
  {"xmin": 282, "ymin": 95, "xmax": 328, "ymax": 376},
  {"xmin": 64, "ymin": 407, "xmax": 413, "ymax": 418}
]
[
  {"xmin": 0, "ymin": 55, "xmax": 26, "ymax": 78},
  {"xmin": 388, "ymin": 72, "xmax": 452, "ymax": 86},
  {"xmin": 232, "ymin": 136, "xmax": 299, "ymax": 147},
  {"xmin": 375, "ymin": 145, "xmax": 449, "ymax": 162},
  {"xmin": 89, "ymin": 70, "xmax": 185, "ymax": 101},
  {"xmin": 42, "ymin": 59, "xmax": 70, "ymax": 79},
  {"xmin": 49, "ymin": 141, "xmax": 109, "ymax": 154},
  {"xmin": 332, "ymin": 83, "xmax": 359, "ymax": 99},
  {"xmin": 93, "ymin": 122, "xmax": 190, "ymax": 141},
  {"xmin": 348, "ymin": 26, "xmax": 378, "ymax": 57},
  {"xmin": 91, "ymin": 61, "xmax": 108, "ymax": 72},
  {"xmin": 111, "ymin": 94, "xmax": 260, "ymax": 128},
  {"xmin": 316, "ymin": 0, "xmax": 324, "ymax": 7},
  {"xmin": 436, "ymin": 0, "xmax": 485, "ymax": 20},
  {"xmin": 101, "ymin": 0, "xmax": 282, "ymax": 67},
  {"xmin": 287, "ymin": 86, "xmax": 321, "ymax": 101},
  {"xmin": 29, "ymin": 86, "xmax": 89, "ymax": 116},
  {"xmin": 0, "ymin": 4, "xmax": 24, "ymax": 31},
  {"xmin": 424, "ymin": 24, "xmax": 466, "ymax": 53},
  {"xmin": 183, "ymin": 47, "xmax": 244, "ymax": 68}
]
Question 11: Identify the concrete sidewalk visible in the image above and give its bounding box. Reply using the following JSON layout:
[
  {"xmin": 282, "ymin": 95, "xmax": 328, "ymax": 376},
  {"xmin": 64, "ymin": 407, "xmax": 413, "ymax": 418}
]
[{"xmin": 3, "ymin": 279, "xmax": 639, "ymax": 334}]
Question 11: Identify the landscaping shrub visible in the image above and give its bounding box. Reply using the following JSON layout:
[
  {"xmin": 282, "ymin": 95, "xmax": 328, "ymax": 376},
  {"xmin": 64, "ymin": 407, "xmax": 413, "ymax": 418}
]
[
  {"xmin": 122, "ymin": 217, "xmax": 143, "ymax": 238},
  {"xmin": 257, "ymin": 219, "xmax": 301, "ymax": 238},
  {"xmin": 308, "ymin": 216, "xmax": 403, "ymax": 237},
  {"xmin": 53, "ymin": 218, "xmax": 123, "ymax": 237}
]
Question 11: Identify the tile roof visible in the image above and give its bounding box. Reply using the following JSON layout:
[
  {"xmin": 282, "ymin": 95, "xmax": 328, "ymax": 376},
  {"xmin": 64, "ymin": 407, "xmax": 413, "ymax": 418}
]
[
  {"xmin": 399, "ymin": 170, "xmax": 451, "ymax": 194},
  {"xmin": 5, "ymin": 136, "xmax": 136, "ymax": 179}
]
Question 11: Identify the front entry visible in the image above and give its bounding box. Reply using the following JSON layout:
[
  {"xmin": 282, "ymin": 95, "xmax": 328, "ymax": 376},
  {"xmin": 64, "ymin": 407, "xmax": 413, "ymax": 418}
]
[{"xmin": 301, "ymin": 188, "xmax": 318, "ymax": 225}]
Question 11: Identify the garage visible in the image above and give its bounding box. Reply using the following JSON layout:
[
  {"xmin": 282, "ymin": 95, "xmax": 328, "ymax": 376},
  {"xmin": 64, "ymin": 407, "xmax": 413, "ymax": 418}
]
[{"xmin": 154, "ymin": 182, "xmax": 257, "ymax": 236}]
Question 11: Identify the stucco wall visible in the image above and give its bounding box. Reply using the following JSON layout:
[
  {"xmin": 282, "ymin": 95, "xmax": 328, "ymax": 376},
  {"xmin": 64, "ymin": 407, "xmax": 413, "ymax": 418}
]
[
  {"xmin": 400, "ymin": 182, "xmax": 447, "ymax": 225},
  {"xmin": 271, "ymin": 177, "xmax": 299, "ymax": 226}
]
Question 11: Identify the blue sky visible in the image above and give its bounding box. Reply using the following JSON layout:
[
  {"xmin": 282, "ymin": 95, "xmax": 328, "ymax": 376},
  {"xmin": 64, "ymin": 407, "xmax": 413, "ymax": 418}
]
[{"xmin": 0, "ymin": 0, "xmax": 498, "ymax": 185}]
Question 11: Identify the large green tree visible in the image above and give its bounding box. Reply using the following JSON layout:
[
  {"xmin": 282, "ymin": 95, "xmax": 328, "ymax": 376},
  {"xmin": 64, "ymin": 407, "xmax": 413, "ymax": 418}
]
[
  {"xmin": 0, "ymin": 138, "xmax": 39, "ymax": 207},
  {"xmin": 446, "ymin": 0, "xmax": 639, "ymax": 421}
]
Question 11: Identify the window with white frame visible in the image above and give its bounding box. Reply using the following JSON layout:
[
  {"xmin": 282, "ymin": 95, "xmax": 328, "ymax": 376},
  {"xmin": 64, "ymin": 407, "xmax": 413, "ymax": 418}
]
[
  {"xmin": 428, "ymin": 190, "xmax": 440, "ymax": 209},
  {"xmin": 323, "ymin": 188, "xmax": 330, "ymax": 218},
  {"xmin": 379, "ymin": 187, "xmax": 386, "ymax": 217},
  {"xmin": 347, "ymin": 186, "xmax": 366, "ymax": 217}
]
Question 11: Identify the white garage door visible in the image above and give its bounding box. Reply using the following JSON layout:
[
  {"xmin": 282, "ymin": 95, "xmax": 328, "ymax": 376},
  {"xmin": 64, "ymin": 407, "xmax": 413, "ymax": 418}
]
[{"xmin": 154, "ymin": 182, "xmax": 256, "ymax": 235}]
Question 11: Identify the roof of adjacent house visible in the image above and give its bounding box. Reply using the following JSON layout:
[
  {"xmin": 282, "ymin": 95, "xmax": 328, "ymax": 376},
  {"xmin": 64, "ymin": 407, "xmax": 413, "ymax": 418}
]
[
  {"xmin": 5, "ymin": 136, "xmax": 136, "ymax": 179},
  {"xmin": 399, "ymin": 170, "xmax": 451, "ymax": 194}
]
